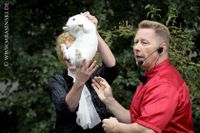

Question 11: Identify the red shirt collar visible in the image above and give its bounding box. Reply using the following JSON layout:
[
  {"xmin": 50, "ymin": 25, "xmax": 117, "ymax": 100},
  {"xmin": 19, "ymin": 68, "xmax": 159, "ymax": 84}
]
[{"xmin": 144, "ymin": 59, "xmax": 170, "ymax": 79}]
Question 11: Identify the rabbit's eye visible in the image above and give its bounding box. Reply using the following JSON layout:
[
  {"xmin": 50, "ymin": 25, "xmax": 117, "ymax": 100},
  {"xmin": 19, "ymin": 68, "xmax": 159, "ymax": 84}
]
[{"xmin": 73, "ymin": 18, "xmax": 75, "ymax": 21}]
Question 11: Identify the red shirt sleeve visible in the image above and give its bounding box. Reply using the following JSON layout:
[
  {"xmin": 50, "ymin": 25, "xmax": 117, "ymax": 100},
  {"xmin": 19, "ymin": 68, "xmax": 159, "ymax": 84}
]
[{"xmin": 135, "ymin": 83, "xmax": 179, "ymax": 133}]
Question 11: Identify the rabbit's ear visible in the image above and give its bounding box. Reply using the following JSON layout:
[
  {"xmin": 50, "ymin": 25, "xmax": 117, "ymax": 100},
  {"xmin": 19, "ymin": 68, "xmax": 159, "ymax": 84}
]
[{"xmin": 80, "ymin": 11, "xmax": 89, "ymax": 16}]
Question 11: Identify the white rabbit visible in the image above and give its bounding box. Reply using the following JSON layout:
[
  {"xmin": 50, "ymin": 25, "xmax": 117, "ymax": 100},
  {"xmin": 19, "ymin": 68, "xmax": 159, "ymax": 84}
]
[{"xmin": 61, "ymin": 12, "xmax": 98, "ymax": 66}]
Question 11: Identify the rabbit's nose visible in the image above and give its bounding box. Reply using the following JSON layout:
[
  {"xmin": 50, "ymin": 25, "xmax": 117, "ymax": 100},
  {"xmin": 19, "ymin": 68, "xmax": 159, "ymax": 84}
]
[{"xmin": 62, "ymin": 26, "xmax": 69, "ymax": 31}]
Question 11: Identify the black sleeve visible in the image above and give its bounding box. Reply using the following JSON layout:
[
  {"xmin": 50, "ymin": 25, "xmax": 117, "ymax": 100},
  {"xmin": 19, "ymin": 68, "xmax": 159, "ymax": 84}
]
[
  {"xmin": 48, "ymin": 74, "xmax": 71, "ymax": 114},
  {"xmin": 93, "ymin": 62, "xmax": 119, "ymax": 84}
]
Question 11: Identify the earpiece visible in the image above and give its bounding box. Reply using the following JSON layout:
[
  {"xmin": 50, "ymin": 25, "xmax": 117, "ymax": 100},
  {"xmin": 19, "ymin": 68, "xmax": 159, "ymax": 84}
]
[{"xmin": 157, "ymin": 47, "xmax": 163, "ymax": 54}]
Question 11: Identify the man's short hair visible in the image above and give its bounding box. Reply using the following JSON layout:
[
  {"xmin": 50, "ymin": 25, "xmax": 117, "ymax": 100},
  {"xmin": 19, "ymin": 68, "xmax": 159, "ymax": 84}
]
[{"xmin": 138, "ymin": 20, "xmax": 171, "ymax": 44}]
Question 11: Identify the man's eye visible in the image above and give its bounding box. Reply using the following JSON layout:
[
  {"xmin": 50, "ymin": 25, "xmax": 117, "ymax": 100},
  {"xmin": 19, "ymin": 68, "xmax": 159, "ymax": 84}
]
[
  {"xmin": 141, "ymin": 41, "xmax": 148, "ymax": 45},
  {"xmin": 133, "ymin": 41, "xmax": 138, "ymax": 45}
]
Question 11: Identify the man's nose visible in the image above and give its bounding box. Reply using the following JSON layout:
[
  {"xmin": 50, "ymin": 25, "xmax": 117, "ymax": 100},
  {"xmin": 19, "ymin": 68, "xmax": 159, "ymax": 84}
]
[{"xmin": 133, "ymin": 43, "xmax": 142, "ymax": 52}]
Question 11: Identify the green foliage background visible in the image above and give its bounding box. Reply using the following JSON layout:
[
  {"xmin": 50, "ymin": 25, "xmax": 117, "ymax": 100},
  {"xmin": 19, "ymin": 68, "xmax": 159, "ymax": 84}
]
[{"xmin": 0, "ymin": 0, "xmax": 200, "ymax": 132}]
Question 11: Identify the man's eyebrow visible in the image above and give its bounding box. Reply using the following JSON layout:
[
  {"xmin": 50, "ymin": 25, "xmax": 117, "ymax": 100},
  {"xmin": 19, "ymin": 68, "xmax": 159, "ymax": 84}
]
[{"xmin": 140, "ymin": 39, "xmax": 150, "ymax": 43}]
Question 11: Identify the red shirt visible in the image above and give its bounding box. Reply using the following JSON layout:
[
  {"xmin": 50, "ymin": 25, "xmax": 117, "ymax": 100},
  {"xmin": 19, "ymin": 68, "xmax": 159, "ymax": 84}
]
[{"xmin": 129, "ymin": 59, "xmax": 194, "ymax": 133}]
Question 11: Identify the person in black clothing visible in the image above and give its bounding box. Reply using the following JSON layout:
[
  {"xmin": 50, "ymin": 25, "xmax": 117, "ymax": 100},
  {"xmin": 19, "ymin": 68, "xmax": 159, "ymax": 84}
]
[{"xmin": 48, "ymin": 13, "xmax": 118, "ymax": 133}]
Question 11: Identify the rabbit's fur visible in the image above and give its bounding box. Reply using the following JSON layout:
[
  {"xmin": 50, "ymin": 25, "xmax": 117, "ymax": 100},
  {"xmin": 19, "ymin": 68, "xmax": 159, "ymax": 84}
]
[{"xmin": 61, "ymin": 13, "xmax": 98, "ymax": 66}]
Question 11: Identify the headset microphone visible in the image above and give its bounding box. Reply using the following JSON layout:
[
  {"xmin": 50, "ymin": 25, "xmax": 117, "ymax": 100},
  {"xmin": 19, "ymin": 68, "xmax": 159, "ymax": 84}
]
[
  {"xmin": 138, "ymin": 47, "xmax": 163, "ymax": 66},
  {"xmin": 138, "ymin": 60, "xmax": 145, "ymax": 66}
]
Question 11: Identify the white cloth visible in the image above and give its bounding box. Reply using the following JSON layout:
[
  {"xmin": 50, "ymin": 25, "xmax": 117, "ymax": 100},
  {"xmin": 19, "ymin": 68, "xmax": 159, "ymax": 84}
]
[{"xmin": 68, "ymin": 69, "xmax": 101, "ymax": 129}]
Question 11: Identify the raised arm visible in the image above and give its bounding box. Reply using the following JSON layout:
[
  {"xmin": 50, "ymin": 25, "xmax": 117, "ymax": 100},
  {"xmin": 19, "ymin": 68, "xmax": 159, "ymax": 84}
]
[
  {"xmin": 97, "ymin": 33, "xmax": 116, "ymax": 67},
  {"xmin": 65, "ymin": 60, "xmax": 98, "ymax": 112},
  {"xmin": 86, "ymin": 12, "xmax": 116, "ymax": 67},
  {"xmin": 92, "ymin": 76, "xmax": 130, "ymax": 123}
]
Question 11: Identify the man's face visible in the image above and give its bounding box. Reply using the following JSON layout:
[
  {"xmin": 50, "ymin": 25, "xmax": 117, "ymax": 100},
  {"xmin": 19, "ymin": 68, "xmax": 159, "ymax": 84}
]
[{"xmin": 133, "ymin": 28, "xmax": 161, "ymax": 70}]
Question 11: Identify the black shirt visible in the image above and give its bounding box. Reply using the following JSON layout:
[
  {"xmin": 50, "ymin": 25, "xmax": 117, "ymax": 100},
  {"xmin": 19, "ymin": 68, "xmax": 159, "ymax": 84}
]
[{"xmin": 48, "ymin": 63, "xmax": 119, "ymax": 133}]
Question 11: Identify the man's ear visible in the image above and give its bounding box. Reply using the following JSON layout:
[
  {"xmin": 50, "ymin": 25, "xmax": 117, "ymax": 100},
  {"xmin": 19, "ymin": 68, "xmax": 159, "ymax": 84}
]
[{"xmin": 160, "ymin": 42, "xmax": 168, "ymax": 54}]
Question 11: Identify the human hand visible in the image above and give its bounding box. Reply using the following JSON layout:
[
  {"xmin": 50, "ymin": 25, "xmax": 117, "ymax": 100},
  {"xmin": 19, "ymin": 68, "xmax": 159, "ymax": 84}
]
[
  {"xmin": 81, "ymin": 11, "xmax": 98, "ymax": 27},
  {"xmin": 102, "ymin": 117, "xmax": 119, "ymax": 133},
  {"xmin": 75, "ymin": 59, "xmax": 98, "ymax": 86},
  {"xmin": 92, "ymin": 76, "xmax": 113, "ymax": 103}
]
